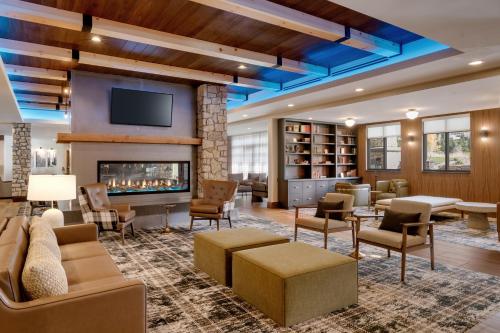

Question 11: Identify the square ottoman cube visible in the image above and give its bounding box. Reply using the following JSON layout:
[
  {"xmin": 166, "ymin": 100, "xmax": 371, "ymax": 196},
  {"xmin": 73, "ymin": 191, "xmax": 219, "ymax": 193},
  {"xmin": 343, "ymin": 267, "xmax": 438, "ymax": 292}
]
[
  {"xmin": 194, "ymin": 227, "xmax": 289, "ymax": 286},
  {"xmin": 232, "ymin": 242, "xmax": 357, "ymax": 327}
]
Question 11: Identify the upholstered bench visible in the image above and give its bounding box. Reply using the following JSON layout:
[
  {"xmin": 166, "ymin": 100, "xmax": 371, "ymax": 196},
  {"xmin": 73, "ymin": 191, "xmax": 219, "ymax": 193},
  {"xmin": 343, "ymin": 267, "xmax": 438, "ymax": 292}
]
[
  {"xmin": 232, "ymin": 242, "xmax": 357, "ymax": 327},
  {"xmin": 193, "ymin": 227, "xmax": 289, "ymax": 286}
]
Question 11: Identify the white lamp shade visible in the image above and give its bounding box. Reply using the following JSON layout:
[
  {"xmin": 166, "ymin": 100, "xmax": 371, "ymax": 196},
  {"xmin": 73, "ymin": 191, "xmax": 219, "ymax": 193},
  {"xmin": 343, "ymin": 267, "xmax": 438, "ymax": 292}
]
[{"xmin": 27, "ymin": 175, "xmax": 76, "ymax": 201}]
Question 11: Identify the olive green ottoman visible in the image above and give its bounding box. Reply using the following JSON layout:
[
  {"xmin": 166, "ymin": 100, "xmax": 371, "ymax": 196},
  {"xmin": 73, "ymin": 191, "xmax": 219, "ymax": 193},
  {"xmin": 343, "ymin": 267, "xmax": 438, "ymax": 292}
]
[
  {"xmin": 232, "ymin": 242, "xmax": 358, "ymax": 327},
  {"xmin": 193, "ymin": 227, "xmax": 289, "ymax": 286}
]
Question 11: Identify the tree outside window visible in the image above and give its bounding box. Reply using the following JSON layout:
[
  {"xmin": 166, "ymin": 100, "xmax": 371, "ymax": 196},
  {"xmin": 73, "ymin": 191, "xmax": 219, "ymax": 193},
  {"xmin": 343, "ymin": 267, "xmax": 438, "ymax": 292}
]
[{"xmin": 367, "ymin": 123, "xmax": 401, "ymax": 170}]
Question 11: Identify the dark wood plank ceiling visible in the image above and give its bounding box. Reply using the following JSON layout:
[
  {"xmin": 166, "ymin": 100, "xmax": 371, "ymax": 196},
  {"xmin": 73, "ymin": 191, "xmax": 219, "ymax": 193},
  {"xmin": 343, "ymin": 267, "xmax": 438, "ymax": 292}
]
[{"xmin": 1, "ymin": 0, "xmax": 421, "ymax": 89}]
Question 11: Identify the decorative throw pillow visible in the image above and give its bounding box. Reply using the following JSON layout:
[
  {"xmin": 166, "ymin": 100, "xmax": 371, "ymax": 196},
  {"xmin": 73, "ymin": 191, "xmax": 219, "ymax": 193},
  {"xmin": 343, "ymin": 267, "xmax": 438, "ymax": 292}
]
[
  {"xmin": 378, "ymin": 209, "xmax": 421, "ymax": 235},
  {"xmin": 314, "ymin": 200, "xmax": 344, "ymax": 220},
  {"xmin": 388, "ymin": 181, "xmax": 397, "ymax": 193},
  {"xmin": 22, "ymin": 242, "xmax": 68, "ymax": 300},
  {"xmin": 29, "ymin": 216, "xmax": 61, "ymax": 260}
]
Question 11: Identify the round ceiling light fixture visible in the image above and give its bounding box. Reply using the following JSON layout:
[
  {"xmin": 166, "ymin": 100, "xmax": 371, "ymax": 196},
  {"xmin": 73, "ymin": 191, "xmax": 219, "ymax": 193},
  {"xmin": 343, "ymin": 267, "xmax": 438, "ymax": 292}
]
[
  {"xmin": 238, "ymin": 64, "xmax": 247, "ymax": 70},
  {"xmin": 287, "ymin": 103, "xmax": 295, "ymax": 107},
  {"xmin": 345, "ymin": 118, "xmax": 356, "ymax": 127},
  {"xmin": 468, "ymin": 60, "xmax": 483, "ymax": 66},
  {"xmin": 406, "ymin": 109, "xmax": 419, "ymax": 120},
  {"xmin": 242, "ymin": 114, "xmax": 248, "ymax": 118},
  {"xmin": 91, "ymin": 35, "xmax": 102, "ymax": 43},
  {"xmin": 355, "ymin": 88, "xmax": 364, "ymax": 92}
]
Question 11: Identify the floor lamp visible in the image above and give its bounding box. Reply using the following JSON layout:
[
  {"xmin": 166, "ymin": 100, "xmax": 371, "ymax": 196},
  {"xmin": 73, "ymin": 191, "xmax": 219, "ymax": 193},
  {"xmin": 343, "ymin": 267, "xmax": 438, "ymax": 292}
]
[{"xmin": 27, "ymin": 175, "xmax": 76, "ymax": 228}]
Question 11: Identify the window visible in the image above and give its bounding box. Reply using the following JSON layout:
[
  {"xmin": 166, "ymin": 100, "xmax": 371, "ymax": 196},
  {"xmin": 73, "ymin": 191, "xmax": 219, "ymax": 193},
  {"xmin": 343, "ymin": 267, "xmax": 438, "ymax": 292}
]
[
  {"xmin": 229, "ymin": 131, "xmax": 268, "ymax": 177},
  {"xmin": 423, "ymin": 115, "xmax": 470, "ymax": 171},
  {"xmin": 367, "ymin": 123, "xmax": 401, "ymax": 170}
]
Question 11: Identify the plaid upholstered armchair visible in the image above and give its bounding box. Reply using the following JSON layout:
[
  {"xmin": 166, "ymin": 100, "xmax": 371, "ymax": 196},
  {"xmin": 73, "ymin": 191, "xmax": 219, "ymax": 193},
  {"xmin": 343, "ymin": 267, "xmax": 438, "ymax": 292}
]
[
  {"xmin": 78, "ymin": 183, "xmax": 136, "ymax": 244},
  {"xmin": 189, "ymin": 179, "xmax": 238, "ymax": 231}
]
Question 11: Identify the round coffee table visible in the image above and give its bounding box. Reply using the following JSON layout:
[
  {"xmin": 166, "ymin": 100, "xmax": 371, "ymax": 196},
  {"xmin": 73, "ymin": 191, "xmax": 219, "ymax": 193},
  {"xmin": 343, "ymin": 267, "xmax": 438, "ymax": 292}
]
[{"xmin": 455, "ymin": 202, "xmax": 496, "ymax": 230}]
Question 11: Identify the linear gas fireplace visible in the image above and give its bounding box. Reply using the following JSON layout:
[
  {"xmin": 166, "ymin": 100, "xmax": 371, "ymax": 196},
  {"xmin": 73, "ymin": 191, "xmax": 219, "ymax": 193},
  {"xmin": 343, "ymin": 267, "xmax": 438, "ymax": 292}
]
[{"xmin": 98, "ymin": 161, "xmax": 190, "ymax": 196}]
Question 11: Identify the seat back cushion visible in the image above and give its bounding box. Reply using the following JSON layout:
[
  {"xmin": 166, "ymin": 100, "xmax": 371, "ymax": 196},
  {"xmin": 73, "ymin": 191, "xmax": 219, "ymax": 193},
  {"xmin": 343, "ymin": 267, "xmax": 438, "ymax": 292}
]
[
  {"xmin": 22, "ymin": 242, "xmax": 68, "ymax": 300},
  {"xmin": 376, "ymin": 180, "xmax": 390, "ymax": 192},
  {"xmin": 0, "ymin": 217, "xmax": 29, "ymax": 302},
  {"xmin": 390, "ymin": 199, "xmax": 432, "ymax": 237},
  {"xmin": 202, "ymin": 180, "xmax": 238, "ymax": 203},
  {"xmin": 324, "ymin": 192, "xmax": 354, "ymax": 219},
  {"xmin": 84, "ymin": 183, "xmax": 112, "ymax": 210}
]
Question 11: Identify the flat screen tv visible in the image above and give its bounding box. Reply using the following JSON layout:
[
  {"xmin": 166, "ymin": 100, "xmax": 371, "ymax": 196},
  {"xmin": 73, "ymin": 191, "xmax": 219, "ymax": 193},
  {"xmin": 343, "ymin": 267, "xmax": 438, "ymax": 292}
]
[{"xmin": 110, "ymin": 88, "xmax": 173, "ymax": 127}]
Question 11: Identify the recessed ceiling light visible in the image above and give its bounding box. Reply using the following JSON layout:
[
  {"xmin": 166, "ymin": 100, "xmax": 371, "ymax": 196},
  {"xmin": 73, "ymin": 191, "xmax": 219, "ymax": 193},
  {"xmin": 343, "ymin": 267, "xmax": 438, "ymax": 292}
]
[
  {"xmin": 308, "ymin": 117, "xmax": 312, "ymax": 120},
  {"xmin": 238, "ymin": 64, "xmax": 247, "ymax": 70},
  {"xmin": 287, "ymin": 103, "xmax": 294, "ymax": 107},
  {"xmin": 91, "ymin": 35, "xmax": 102, "ymax": 43},
  {"xmin": 242, "ymin": 114, "xmax": 248, "ymax": 118},
  {"xmin": 355, "ymin": 88, "xmax": 364, "ymax": 92},
  {"xmin": 468, "ymin": 60, "xmax": 483, "ymax": 66},
  {"xmin": 406, "ymin": 109, "xmax": 419, "ymax": 120},
  {"xmin": 247, "ymin": 127, "xmax": 251, "ymax": 130},
  {"xmin": 63, "ymin": 87, "xmax": 70, "ymax": 94},
  {"xmin": 345, "ymin": 118, "xmax": 356, "ymax": 127}
]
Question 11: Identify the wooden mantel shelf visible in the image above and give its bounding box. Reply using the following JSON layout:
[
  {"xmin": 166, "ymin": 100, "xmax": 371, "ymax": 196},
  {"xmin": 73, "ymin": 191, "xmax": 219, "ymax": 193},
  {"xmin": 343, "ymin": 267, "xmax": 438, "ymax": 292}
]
[{"xmin": 57, "ymin": 133, "xmax": 202, "ymax": 145}]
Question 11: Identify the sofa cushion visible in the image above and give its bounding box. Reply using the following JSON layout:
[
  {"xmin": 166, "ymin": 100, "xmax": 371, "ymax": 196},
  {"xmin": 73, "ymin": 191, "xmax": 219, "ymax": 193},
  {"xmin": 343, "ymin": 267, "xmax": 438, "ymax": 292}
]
[
  {"xmin": 357, "ymin": 229, "xmax": 425, "ymax": 249},
  {"xmin": 118, "ymin": 210, "xmax": 136, "ymax": 222},
  {"xmin": 59, "ymin": 241, "xmax": 109, "ymax": 261},
  {"xmin": 296, "ymin": 216, "xmax": 348, "ymax": 230},
  {"xmin": 0, "ymin": 220, "xmax": 29, "ymax": 302},
  {"xmin": 22, "ymin": 242, "xmax": 68, "ymax": 300},
  {"xmin": 190, "ymin": 204, "xmax": 219, "ymax": 214},
  {"xmin": 68, "ymin": 275, "xmax": 125, "ymax": 293},
  {"xmin": 62, "ymin": 255, "xmax": 122, "ymax": 286}
]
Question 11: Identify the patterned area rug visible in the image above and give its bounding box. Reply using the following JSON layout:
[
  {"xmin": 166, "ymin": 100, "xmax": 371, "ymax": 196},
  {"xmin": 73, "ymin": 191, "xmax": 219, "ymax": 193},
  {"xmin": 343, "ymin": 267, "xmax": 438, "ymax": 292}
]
[
  {"xmin": 284, "ymin": 208, "xmax": 500, "ymax": 252},
  {"xmin": 99, "ymin": 214, "xmax": 500, "ymax": 332}
]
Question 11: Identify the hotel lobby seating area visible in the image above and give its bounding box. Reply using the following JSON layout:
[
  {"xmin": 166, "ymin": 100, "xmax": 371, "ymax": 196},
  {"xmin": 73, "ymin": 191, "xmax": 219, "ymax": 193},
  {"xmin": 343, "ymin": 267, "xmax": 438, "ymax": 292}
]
[{"xmin": 0, "ymin": 1, "xmax": 499, "ymax": 332}]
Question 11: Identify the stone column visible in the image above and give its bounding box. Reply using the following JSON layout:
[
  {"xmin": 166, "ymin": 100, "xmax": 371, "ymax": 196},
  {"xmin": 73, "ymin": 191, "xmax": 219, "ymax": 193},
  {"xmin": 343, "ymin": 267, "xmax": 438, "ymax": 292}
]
[
  {"xmin": 12, "ymin": 123, "xmax": 31, "ymax": 199},
  {"xmin": 196, "ymin": 84, "xmax": 228, "ymax": 197}
]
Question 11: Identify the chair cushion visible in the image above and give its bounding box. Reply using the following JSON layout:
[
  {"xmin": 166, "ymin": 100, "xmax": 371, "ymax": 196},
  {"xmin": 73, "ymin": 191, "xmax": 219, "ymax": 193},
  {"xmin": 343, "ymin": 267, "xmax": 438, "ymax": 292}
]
[
  {"xmin": 84, "ymin": 183, "xmax": 111, "ymax": 210},
  {"xmin": 68, "ymin": 275, "xmax": 125, "ymax": 293},
  {"xmin": 22, "ymin": 242, "xmax": 68, "ymax": 300},
  {"xmin": 190, "ymin": 204, "xmax": 219, "ymax": 214},
  {"xmin": 296, "ymin": 216, "xmax": 348, "ymax": 230},
  {"xmin": 59, "ymin": 241, "xmax": 109, "ymax": 261},
  {"xmin": 314, "ymin": 200, "xmax": 343, "ymax": 219},
  {"xmin": 118, "ymin": 210, "xmax": 136, "ymax": 222},
  {"xmin": 62, "ymin": 255, "xmax": 122, "ymax": 286},
  {"xmin": 357, "ymin": 229, "xmax": 425, "ymax": 249},
  {"xmin": 378, "ymin": 209, "xmax": 421, "ymax": 235}
]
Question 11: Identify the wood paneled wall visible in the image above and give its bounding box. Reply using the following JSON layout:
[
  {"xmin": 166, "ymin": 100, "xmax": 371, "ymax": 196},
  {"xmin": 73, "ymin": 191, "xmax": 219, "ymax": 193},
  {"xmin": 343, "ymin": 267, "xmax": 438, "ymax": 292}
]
[{"xmin": 357, "ymin": 108, "xmax": 500, "ymax": 203}]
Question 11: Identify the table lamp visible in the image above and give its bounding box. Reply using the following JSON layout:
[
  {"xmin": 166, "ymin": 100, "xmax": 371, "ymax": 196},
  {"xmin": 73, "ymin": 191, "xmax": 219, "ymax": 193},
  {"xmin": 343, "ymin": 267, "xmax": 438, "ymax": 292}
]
[{"xmin": 27, "ymin": 175, "xmax": 76, "ymax": 228}]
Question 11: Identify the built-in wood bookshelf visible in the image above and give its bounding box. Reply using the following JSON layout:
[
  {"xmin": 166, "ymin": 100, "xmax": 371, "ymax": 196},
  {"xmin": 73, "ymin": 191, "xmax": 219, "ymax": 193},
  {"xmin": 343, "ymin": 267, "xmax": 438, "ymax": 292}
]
[{"xmin": 278, "ymin": 119, "xmax": 360, "ymax": 208}]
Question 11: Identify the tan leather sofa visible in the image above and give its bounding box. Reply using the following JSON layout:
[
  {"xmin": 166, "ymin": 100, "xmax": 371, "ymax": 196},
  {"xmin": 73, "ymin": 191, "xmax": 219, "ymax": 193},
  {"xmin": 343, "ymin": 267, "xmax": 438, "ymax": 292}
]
[
  {"xmin": 0, "ymin": 215, "xmax": 146, "ymax": 333},
  {"xmin": 375, "ymin": 179, "xmax": 409, "ymax": 200}
]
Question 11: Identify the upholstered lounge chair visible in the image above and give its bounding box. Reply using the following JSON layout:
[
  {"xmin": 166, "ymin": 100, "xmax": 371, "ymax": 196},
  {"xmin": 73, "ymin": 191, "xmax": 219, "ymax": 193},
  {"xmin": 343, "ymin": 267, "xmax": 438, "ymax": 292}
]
[
  {"xmin": 189, "ymin": 179, "xmax": 238, "ymax": 231},
  {"xmin": 375, "ymin": 179, "xmax": 409, "ymax": 201},
  {"xmin": 78, "ymin": 183, "xmax": 136, "ymax": 244},
  {"xmin": 335, "ymin": 183, "xmax": 370, "ymax": 207},
  {"xmin": 355, "ymin": 199, "xmax": 434, "ymax": 282},
  {"xmin": 294, "ymin": 192, "xmax": 356, "ymax": 249}
]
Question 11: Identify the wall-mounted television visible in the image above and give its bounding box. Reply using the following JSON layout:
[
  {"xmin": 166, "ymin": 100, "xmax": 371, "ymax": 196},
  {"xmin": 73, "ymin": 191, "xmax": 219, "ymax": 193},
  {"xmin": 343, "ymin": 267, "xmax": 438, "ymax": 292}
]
[{"xmin": 110, "ymin": 88, "xmax": 173, "ymax": 127}]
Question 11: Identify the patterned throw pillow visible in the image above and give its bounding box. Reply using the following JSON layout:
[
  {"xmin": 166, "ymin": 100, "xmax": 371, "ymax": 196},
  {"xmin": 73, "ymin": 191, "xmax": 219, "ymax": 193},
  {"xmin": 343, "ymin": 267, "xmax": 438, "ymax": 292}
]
[
  {"xmin": 22, "ymin": 242, "xmax": 68, "ymax": 300},
  {"xmin": 29, "ymin": 217, "xmax": 61, "ymax": 260}
]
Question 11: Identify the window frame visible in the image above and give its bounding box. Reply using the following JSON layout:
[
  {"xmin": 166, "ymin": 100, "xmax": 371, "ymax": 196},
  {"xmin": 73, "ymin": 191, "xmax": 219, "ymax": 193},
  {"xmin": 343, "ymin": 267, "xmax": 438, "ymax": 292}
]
[
  {"xmin": 366, "ymin": 123, "xmax": 401, "ymax": 171},
  {"xmin": 422, "ymin": 115, "xmax": 471, "ymax": 173}
]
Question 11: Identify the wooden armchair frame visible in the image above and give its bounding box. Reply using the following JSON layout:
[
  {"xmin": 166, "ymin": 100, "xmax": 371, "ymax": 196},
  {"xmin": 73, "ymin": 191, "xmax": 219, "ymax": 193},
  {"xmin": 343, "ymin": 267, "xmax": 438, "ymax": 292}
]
[
  {"xmin": 355, "ymin": 220, "xmax": 435, "ymax": 282},
  {"xmin": 294, "ymin": 204, "xmax": 356, "ymax": 249}
]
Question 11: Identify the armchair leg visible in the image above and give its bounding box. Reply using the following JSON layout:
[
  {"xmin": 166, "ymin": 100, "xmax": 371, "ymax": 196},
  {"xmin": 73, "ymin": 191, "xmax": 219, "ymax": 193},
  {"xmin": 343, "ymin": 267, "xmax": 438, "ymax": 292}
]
[
  {"xmin": 375, "ymin": 208, "xmax": 379, "ymax": 220},
  {"xmin": 189, "ymin": 216, "xmax": 194, "ymax": 231},
  {"xmin": 216, "ymin": 219, "xmax": 220, "ymax": 231},
  {"xmin": 130, "ymin": 222, "xmax": 135, "ymax": 237},
  {"xmin": 228, "ymin": 215, "xmax": 232, "ymax": 228},
  {"xmin": 209, "ymin": 219, "xmax": 212, "ymax": 226},
  {"xmin": 401, "ymin": 249, "xmax": 407, "ymax": 282},
  {"xmin": 387, "ymin": 249, "xmax": 391, "ymax": 258},
  {"xmin": 323, "ymin": 232, "xmax": 328, "ymax": 249},
  {"xmin": 121, "ymin": 228, "xmax": 125, "ymax": 245},
  {"xmin": 351, "ymin": 224, "xmax": 355, "ymax": 248},
  {"xmin": 355, "ymin": 239, "xmax": 360, "ymax": 260},
  {"xmin": 430, "ymin": 226, "xmax": 435, "ymax": 270},
  {"xmin": 294, "ymin": 225, "xmax": 298, "ymax": 241}
]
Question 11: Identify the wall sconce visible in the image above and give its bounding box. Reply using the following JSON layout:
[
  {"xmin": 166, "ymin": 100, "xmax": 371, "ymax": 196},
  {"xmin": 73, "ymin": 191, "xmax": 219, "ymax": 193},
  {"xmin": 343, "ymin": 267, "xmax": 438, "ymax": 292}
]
[
  {"xmin": 480, "ymin": 128, "xmax": 489, "ymax": 141},
  {"xmin": 408, "ymin": 133, "xmax": 415, "ymax": 144}
]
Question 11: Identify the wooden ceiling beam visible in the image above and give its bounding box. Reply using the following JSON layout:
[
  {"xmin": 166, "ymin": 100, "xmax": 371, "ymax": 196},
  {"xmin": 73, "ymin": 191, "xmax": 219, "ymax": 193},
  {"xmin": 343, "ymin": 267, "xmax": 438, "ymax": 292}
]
[
  {"xmin": 16, "ymin": 93, "xmax": 60, "ymax": 104},
  {"xmin": 0, "ymin": 38, "xmax": 280, "ymax": 91},
  {"xmin": 189, "ymin": 0, "xmax": 400, "ymax": 57},
  {"xmin": 0, "ymin": 37, "xmax": 73, "ymax": 62},
  {"xmin": 4, "ymin": 64, "xmax": 67, "ymax": 80},
  {"xmin": 0, "ymin": 0, "xmax": 327, "ymax": 76},
  {"xmin": 10, "ymin": 81, "xmax": 62, "ymax": 94},
  {"xmin": 18, "ymin": 101, "xmax": 59, "ymax": 111}
]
